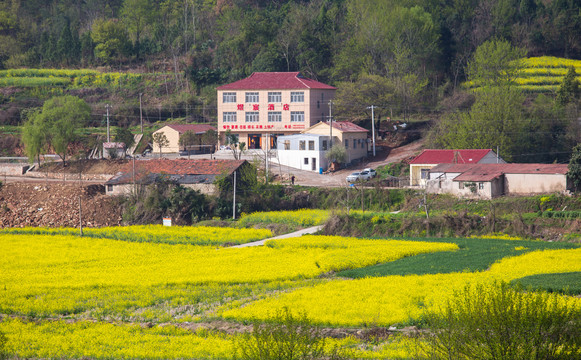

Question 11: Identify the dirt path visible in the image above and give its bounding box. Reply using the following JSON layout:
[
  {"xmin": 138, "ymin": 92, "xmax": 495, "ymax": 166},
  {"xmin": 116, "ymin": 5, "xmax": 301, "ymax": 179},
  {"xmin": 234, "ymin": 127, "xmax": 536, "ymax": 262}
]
[{"xmin": 231, "ymin": 225, "xmax": 324, "ymax": 248}]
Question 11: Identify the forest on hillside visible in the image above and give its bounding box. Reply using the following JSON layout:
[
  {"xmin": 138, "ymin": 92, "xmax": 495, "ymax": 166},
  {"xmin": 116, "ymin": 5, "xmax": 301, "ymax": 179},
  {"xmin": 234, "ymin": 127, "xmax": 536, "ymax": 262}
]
[{"xmin": 2, "ymin": 0, "xmax": 581, "ymax": 162}]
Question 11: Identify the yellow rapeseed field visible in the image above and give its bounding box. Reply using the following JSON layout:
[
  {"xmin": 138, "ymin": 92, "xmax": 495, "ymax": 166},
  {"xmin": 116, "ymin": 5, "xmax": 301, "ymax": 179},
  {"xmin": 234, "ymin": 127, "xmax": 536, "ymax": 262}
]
[
  {"xmin": 222, "ymin": 248, "xmax": 581, "ymax": 326},
  {"xmin": 238, "ymin": 209, "xmax": 330, "ymax": 227}
]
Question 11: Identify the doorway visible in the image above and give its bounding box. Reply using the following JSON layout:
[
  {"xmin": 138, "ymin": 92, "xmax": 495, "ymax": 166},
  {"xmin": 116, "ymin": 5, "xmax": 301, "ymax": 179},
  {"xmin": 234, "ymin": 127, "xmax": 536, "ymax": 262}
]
[
  {"xmin": 312, "ymin": 157, "xmax": 316, "ymax": 171},
  {"xmin": 248, "ymin": 134, "xmax": 262, "ymax": 149}
]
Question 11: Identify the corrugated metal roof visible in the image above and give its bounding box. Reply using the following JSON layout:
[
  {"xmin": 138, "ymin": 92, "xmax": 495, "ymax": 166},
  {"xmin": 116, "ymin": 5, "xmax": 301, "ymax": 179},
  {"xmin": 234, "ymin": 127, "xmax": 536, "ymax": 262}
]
[
  {"xmin": 216, "ymin": 72, "xmax": 336, "ymax": 90},
  {"xmin": 410, "ymin": 149, "xmax": 494, "ymax": 164}
]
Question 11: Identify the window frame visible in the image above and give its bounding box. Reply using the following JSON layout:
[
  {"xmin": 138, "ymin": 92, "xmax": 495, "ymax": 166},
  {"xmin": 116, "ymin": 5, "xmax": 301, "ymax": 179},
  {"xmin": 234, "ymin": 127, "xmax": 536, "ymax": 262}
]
[
  {"xmin": 290, "ymin": 111, "xmax": 305, "ymax": 122},
  {"xmin": 245, "ymin": 112, "xmax": 259, "ymax": 122},
  {"xmin": 290, "ymin": 91, "xmax": 304, "ymax": 103},
  {"xmin": 223, "ymin": 112, "xmax": 237, "ymax": 122},
  {"xmin": 299, "ymin": 140, "xmax": 306, "ymax": 150},
  {"xmin": 245, "ymin": 92, "xmax": 259, "ymax": 103},
  {"xmin": 268, "ymin": 111, "xmax": 282, "ymax": 122},
  {"xmin": 268, "ymin": 92, "xmax": 282, "ymax": 103},
  {"xmin": 222, "ymin": 92, "xmax": 236, "ymax": 103}
]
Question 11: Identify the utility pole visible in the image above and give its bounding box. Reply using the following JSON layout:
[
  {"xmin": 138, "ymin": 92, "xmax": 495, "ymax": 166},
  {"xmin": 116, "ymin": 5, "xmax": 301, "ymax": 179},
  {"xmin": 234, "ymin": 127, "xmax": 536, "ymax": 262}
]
[
  {"xmin": 78, "ymin": 195, "xmax": 83, "ymax": 236},
  {"xmin": 132, "ymin": 155, "xmax": 136, "ymax": 195},
  {"xmin": 265, "ymin": 133, "xmax": 269, "ymax": 183},
  {"xmin": 139, "ymin": 93, "xmax": 144, "ymax": 134},
  {"xmin": 328, "ymin": 100, "xmax": 333, "ymax": 148},
  {"xmin": 367, "ymin": 105, "xmax": 376, "ymax": 157},
  {"xmin": 232, "ymin": 170, "xmax": 237, "ymax": 220},
  {"xmin": 105, "ymin": 104, "xmax": 111, "ymax": 142}
]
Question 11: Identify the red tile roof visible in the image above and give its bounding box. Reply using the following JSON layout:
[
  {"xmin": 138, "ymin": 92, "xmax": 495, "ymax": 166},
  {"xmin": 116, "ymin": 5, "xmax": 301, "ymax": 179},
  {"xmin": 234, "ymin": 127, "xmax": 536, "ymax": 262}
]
[
  {"xmin": 165, "ymin": 124, "xmax": 216, "ymax": 134},
  {"xmin": 331, "ymin": 121, "xmax": 368, "ymax": 133},
  {"xmin": 106, "ymin": 159, "xmax": 247, "ymax": 185},
  {"xmin": 216, "ymin": 72, "xmax": 336, "ymax": 90},
  {"xmin": 431, "ymin": 163, "xmax": 569, "ymax": 182},
  {"xmin": 410, "ymin": 149, "xmax": 495, "ymax": 164}
]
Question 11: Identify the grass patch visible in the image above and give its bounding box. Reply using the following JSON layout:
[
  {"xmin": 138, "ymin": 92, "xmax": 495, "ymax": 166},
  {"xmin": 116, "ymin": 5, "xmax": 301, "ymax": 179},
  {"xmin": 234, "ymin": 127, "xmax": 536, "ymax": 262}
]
[
  {"xmin": 511, "ymin": 272, "xmax": 581, "ymax": 295},
  {"xmin": 337, "ymin": 237, "xmax": 580, "ymax": 278}
]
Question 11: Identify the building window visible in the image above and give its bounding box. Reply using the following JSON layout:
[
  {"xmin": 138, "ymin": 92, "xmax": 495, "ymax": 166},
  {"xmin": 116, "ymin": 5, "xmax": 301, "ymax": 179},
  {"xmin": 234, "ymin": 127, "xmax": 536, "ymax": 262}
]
[
  {"xmin": 223, "ymin": 92, "xmax": 236, "ymax": 103},
  {"xmin": 268, "ymin": 92, "xmax": 281, "ymax": 103},
  {"xmin": 284, "ymin": 140, "xmax": 290, "ymax": 150},
  {"xmin": 421, "ymin": 168, "xmax": 430, "ymax": 179},
  {"xmin": 479, "ymin": 182, "xmax": 485, "ymax": 190},
  {"xmin": 299, "ymin": 140, "xmax": 305, "ymax": 150},
  {"xmin": 268, "ymin": 111, "xmax": 282, "ymax": 122},
  {"xmin": 107, "ymin": 184, "xmax": 113, "ymax": 192},
  {"xmin": 304, "ymin": 158, "xmax": 309, "ymax": 165},
  {"xmin": 322, "ymin": 140, "xmax": 328, "ymax": 150},
  {"xmin": 459, "ymin": 181, "xmax": 464, "ymax": 189},
  {"xmin": 345, "ymin": 140, "xmax": 349, "ymax": 149},
  {"xmin": 317, "ymin": 100, "xmax": 320, "ymax": 109},
  {"xmin": 308, "ymin": 140, "xmax": 315, "ymax": 150},
  {"xmin": 245, "ymin": 92, "xmax": 259, "ymax": 103},
  {"xmin": 321, "ymin": 93, "xmax": 324, "ymax": 100},
  {"xmin": 290, "ymin": 111, "xmax": 304, "ymax": 122},
  {"xmin": 361, "ymin": 139, "xmax": 365, "ymax": 149},
  {"xmin": 223, "ymin": 112, "xmax": 237, "ymax": 122},
  {"xmin": 245, "ymin": 112, "xmax": 259, "ymax": 122},
  {"xmin": 290, "ymin": 91, "xmax": 304, "ymax": 102},
  {"xmin": 353, "ymin": 139, "xmax": 357, "ymax": 148}
]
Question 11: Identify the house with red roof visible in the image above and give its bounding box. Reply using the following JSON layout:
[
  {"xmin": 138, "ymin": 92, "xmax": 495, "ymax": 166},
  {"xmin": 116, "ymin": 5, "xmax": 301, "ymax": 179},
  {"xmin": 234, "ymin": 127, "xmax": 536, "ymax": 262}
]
[
  {"xmin": 152, "ymin": 124, "xmax": 217, "ymax": 154},
  {"xmin": 425, "ymin": 163, "xmax": 572, "ymax": 198},
  {"xmin": 409, "ymin": 149, "xmax": 504, "ymax": 187},
  {"xmin": 216, "ymin": 72, "xmax": 336, "ymax": 150},
  {"xmin": 104, "ymin": 159, "xmax": 249, "ymax": 196}
]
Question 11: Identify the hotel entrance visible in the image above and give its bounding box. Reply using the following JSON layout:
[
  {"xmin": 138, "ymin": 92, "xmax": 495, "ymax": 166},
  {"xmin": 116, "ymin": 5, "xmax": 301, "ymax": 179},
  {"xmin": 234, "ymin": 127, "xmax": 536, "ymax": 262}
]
[{"xmin": 248, "ymin": 134, "xmax": 262, "ymax": 149}]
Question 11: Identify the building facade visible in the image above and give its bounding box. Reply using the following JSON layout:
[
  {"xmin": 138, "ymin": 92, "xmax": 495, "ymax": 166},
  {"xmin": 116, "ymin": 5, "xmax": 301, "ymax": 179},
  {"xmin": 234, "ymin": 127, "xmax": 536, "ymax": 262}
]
[
  {"xmin": 152, "ymin": 124, "xmax": 216, "ymax": 154},
  {"xmin": 304, "ymin": 121, "xmax": 368, "ymax": 164},
  {"xmin": 276, "ymin": 134, "xmax": 332, "ymax": 172},
  {"xmin": 216, "ymin": 72, "xmax": 336, "ymax": 150}
]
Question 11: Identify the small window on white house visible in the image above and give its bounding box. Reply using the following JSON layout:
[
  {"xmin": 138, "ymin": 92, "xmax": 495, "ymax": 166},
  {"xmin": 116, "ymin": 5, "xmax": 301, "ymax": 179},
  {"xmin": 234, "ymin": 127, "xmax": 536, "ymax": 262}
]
[
  {"xmin": 284, "ymin": 140, "xmax": 290, "ymax": 150},
  {"xmin": 299, "ymin": 140, "xmax": 306, "ymax": 150},
  {"xmin": 345, "ymin": 140, "xmax": 349, "ymax": 149},
  {"xmin": 107, "ymin": 184, "xmax": 113, "ymax": 192},
  {"xmin": 478, "ymin": 182, "xmax": 485, "ymax": 190},
  {"xmin": 421, "ymin": 169, "xmax": 430, "ymax": 179},
  {"xmin": 304, "ymin": 158, "xmax": 309, "ymax": 165},
  {"xmin": 322, "ymin": 140, "xmax": 328, "ymax": 150},
  {"xmin": 308, "ymin": 140, "xmax": 315, "ymax": 150}
]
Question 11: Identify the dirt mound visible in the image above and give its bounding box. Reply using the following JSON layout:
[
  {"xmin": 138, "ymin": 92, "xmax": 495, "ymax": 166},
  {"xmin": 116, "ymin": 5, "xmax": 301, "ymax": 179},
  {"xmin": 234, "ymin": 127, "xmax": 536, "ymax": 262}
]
[{"xmin": 0, "ymin": 183, "xmax": 123, "ymax": 228}]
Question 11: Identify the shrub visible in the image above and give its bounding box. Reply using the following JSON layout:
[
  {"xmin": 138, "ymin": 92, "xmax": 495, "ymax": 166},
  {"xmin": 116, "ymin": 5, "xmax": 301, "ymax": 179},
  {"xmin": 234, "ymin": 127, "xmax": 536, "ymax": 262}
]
[
  {"xmin": 234, "ymin": 308, "xmax": 346, "ymax": 360},
  {"xmin": 422, "ymin": 281, "xmax": 581, "ymax": 360}
]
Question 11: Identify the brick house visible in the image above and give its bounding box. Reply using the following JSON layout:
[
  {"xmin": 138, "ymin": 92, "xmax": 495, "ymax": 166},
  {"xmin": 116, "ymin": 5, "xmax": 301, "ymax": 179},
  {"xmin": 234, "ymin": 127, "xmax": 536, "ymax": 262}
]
[
  {"xmin": 104, "ymin": 159, "xmax": 249, "ymax": 196},
  {"xmin": 216, "ymin": 72, "xmax": 336, "ymax": 150},
  {"xmin": 409, "ymin": 149, "xmax": 504, "ymax": 187},
  {"xmin": 426, "ymin": 163, "xmax": 572, "ymax": 198}
]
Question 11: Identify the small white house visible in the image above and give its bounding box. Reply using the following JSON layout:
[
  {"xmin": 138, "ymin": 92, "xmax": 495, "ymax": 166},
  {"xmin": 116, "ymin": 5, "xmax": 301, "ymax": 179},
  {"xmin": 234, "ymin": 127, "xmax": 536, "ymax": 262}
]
[
  {"xmin": 276, "ymin": 134, "xmax": 332, "ymax": 172},
  {"xmin": 103, "ymin": 142, "xmax": 126, "ymax": 159}
]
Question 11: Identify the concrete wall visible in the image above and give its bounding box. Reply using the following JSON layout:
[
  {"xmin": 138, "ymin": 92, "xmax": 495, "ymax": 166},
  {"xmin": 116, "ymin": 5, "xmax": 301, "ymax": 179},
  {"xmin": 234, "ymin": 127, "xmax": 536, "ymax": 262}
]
[
  {"xmin": 106, "ymin": 183, "xmax": 217, "ymax": 196},
  {"xmin": 0, "ymin": 164, "xmax": 29, "ymax": 175},
  {"xmin": 426, "ymin": 178, "xmax": 501, "ymax": 199},
  {"xmin": 152, "ymin": 127, "xmax": 180, "ymax": 153},
  {"xmin": 410, "ymin": 164, "xmax": 434, "ymax": 187},
  {"xmin": 505, "ymin": 173, "xmax": 568, "ymax": 194},
  {"xmin": 276, "ymin": 135, "xmax": 330, "ymax": 172}
]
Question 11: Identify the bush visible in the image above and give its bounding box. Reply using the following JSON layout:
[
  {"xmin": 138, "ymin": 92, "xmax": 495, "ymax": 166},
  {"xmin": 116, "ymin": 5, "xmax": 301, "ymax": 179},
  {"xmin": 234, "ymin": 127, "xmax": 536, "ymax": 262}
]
[
  {"xmin": 423, "ymin": 281, "xmax": 581, "ymax": 360},
  {"xmin": 234, "ymin": 308, "xmax": 346, "ymax": 360}
]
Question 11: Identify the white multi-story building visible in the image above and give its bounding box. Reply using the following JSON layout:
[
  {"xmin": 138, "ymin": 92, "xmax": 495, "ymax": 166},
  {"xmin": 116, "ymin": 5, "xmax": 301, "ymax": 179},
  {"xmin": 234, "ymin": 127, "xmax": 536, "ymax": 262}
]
[{"xmin": 216, "ymin": 72, "xmax": 336, "ymax": 150}]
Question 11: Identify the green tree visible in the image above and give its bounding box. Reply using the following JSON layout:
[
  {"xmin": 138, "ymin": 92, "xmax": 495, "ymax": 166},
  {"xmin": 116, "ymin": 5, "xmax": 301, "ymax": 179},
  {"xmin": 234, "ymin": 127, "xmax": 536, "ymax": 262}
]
[
  {"xmin": 429, "ymin": 86, "xmax": 527, "ymax": 161},
  {"xmin": 466, "ymin": 38, "xmax": 527, "ymax": 87},
  {"xmin": 334, "ymin": 74, "xmax": 395, "ymax": 123},
  {"xmin": 152, "ymin": 132, "xmax": 169, "ymax": 158},
  {"xmin": 567, "ymin": 143, "xmax": 581, "ymax": 192},
  {"xmin": 423, "ymin": 281, "xmax": 581, "ymax": 360},
  {"xmin": 325, "ymin": 144, "xmax": 347, "ymax": 164},
  {"xmin": 224, "ymin": 129, "xmax": 246, "ymax": 160},
  {"xmin": 114, "ymin": 127, "xmax": 135, "ymax": 149},
  {"xmin": 557, "ymin": 66, "xmax": 580, "ymax": 106},
  {"xmin": 120, "ymin": 0, "xmax": 153, "ymax": 59},
  {"xmin": 21, "ymin": 109, "xmax": 46, "ymax": 166},
  {"xmin": 91, "ymin": 18, "xmax": 130, "ymax": 64},
  {"xmin": 179, "ymin": 130, "xmax": 197, "ymax": 158},
  {"xmin": 23, "ymin": 95, "xmax": 90, "ymax": 166}
]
